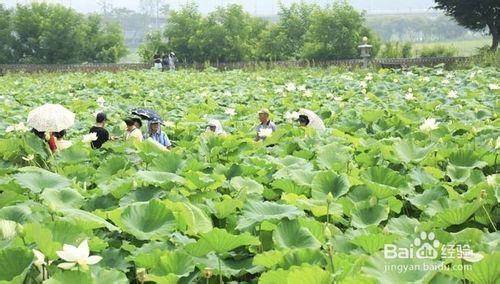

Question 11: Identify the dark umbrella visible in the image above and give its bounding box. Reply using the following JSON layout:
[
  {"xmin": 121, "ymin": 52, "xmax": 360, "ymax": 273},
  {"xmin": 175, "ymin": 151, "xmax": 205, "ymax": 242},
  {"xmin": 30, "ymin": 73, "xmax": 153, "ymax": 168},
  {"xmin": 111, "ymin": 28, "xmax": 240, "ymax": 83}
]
[{"xmin": 131, "ymin": 108, "xmax": 163, "ymax": 122}]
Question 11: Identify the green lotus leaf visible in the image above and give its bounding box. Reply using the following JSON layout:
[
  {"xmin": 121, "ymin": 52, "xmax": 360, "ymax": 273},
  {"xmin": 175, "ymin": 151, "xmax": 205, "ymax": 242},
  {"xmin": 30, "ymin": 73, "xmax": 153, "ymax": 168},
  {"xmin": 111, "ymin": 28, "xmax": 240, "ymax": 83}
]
[
  {"xmin": 185, "ymin": 228, "xmax": 259, "ymax": 256},
  {"xmin": 408, "ymin": 186, "xmax": 447, "ymax": 210},
  {"xmin": 272, "ymin": 179, "xmax": 309, "ymax": 195},
  {"xmin": 386, "ymin": 216, "xmax": 420, "ymax": 236},
  {"xmin": 44, "ymin": 270, "xmax": 92, "ymax": 284},
  {"xmin": 409, "ymin": 168, "xmax": 440, "ymax": 186},
  {"xmin": 165, "ymin": 200, "xmax": 213, "ymax": 235},
  {"xmin": 0, "ymin": 219, "xmax": 17, "ymax": 240},
  {"xmin": 135, "ymin": 170, "xmax": 186, "ymax": 187},
  {"xmin": 361, "ymin": 167, "xmax": 409, "ymax": 198},
  {"xmin": 236, "ymin": 200, "xmax": 304, "ymax": 230},
  {"xmin": 0, "ymin": 204, "xmax": 32, "ymax": 224},
  {"xmin": 98, "ymin": 248, "xmax": 131, "ymax": 272},
  {"xmin": 362, "ymin": 253, "xmax": 436, "ymax": 284},
  {"xmin": 150, "ymin": 151, "xmax": 185, "ymax": 173},
  {"xmin": 432, "ymin": 200, "xmax": 482, "ymax": 228},
  {"xmin": 94, "ymin": 156, "xmax": 131, "ymax": 183},
  {"xmin": 311, "ymin": 171, "xmax": 350, "ymax": 199},
  {"xmin": 259, "ymin": 264, "xmax": 333, "ymax": 284},
  {"xmin": 448, "ymin": 149, "xmax": 487, "ymax": 169},
  {"xmin": 253, "ymin": 250, "xmax": 290, "ymax": 268},
  {"xmin": 393, "ymin": 139, "xmax": 434, "ymax": 163},
  {"xmin": 118, "ymin": 186, "xmax": 165, "ymax": 206},
  {"xmin": 0, "ymin": 247, "xmax": 33, "ymax": 284},
  {"xmin": 279, "ymin": 248, "xmax": 327, "ymax": 269},
  {"xmin": 351, "ymin": 205, "xmax": 389, "ymax": 228},
  {"xmin": 206, "ymin": 196, "xmax": 243, "ymax": 219},
  {"xmin": 183, "ymin": 171, "xmax": 225, "ymax": 191},
  {"xmin": 350, "ymin": 233, "xmax": 399, "ymax": 254},
  {"xmin": 144, "ymin": 274, "xmax": 178, "ymax": 284},
  {"xmin": 91, "ymin": 267, "xmax": 129, "ymax": 284},
  {"xmin": 463, "ymin": 252, "xmax": 500, "ymax": 283},
  {"xmin": 155, "ymin": 251, "xmax": 196, "ymax": 277},
  {"xmin": 446, "ymin": 165, "xmax": 471, "ymax": 183},
  {"xmin": 120, "ymin": 199, "xmax": 176, "ymax": 240},
  {"xmin": 14, "ymin": 167, "xmax": 70, "ymax": 194},
  {"xmin": 59, "ymin": 208, "xmax": 120, "ymax": 231},
  {"xmin": 317, "ymin": 143, "xmax": 352, "ymax": 171},
  {"xmin": 230, "ymin": 176, "xmax": 264, "ymax": 195},
  {"xmin": 41, "ymin": 187, "xmax": 84, "ymax": 209},
  {"xmin": 193, "ymin": 252, "xmax": 261, "ymax": 277},
  {"xmin": 273, "ymin": 219, "xmax": 321, "ymax": 249}
]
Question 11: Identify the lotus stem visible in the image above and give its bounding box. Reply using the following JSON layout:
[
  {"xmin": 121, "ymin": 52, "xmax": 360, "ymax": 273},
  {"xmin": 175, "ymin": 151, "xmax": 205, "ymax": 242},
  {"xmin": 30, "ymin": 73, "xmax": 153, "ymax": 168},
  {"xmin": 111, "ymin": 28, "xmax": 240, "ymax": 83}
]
[
  {"xmin": 217, "ymin": 256, "xmax": 223, "ymax": 284},
  {"xmin": 482, "ymin": 205, "xmax": 497, "ymax": 232}
]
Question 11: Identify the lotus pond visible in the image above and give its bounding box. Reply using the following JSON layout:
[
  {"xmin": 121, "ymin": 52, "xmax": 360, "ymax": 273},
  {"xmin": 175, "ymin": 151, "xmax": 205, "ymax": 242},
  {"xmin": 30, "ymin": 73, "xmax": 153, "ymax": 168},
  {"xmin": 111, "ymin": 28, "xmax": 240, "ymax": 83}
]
[{"xmin": 0, "ymin": 66, "xmax": 498, "ymax": 283}]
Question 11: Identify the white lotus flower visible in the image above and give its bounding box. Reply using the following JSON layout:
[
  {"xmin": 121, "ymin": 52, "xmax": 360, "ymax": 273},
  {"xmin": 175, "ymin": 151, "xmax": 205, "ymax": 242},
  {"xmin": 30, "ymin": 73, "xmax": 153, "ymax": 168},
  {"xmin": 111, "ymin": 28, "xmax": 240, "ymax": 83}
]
[
  {"xmin": 393, "ymin": 79, "xmax": 398, "ymax": 83},
  {"xmin": 442, "ymin": 79, "xmax": 449, "ymax": 85},
  {"xmin": 33, "ymin": 249, "xmax": 46, "ymax": 268},
  {"xmin": 285, "ymin": 83, "xmax": 296, "ymax": 92},
  {"xmin": 420, "ymin": 76, "xmax": 430, "ymax": 82},
  {"xmin": 297, "ymin": 85, "xmax": 306, "ymax": 92},
  {"xmin": 303, "ymin": 90, "xmax": 312, "ymax": 97},
  {"xmin": 163, "ymin": 121, "xmax": 175, "ymax": 128},
  {"xmin": 258, "ymin": 128, "xmax": 273, "ymax": 138},
  {"xmin": 223, "ymin": 91, "xmax": 232, "ymax": 97},
  {"xmin": 56, "ymin": 239, "xmax": 102, "ymax": 270},
  {"xmin": 275, "ymin": 87, "xmax": 284, "ymax": 94},
  {"xmin": 331, "ymin": 95, "xmax": 342, "ymax": 102},
  {"xmin": 447, "ymin": 90, "xmax": 458, "ymax": 98},
  {"xmin": 361, "ymin": 89, "xmax": 367, "ymax": 94},
  {"xmin": 461, "ymin": 251, "xmax": 484, "ymax": 263},
  {"xmin": 96, "ymin": 96, "xmax": 105, "ymax": 106},
  {"xmin": 486, "ymin": 175, "xmax": 497, "ymax": 187},
  {"xmin": 22, "ymin": 154, "xmax": 35, "ymax": 161},
  {"xmin": 445, "ymin": 73, "xmax": 454, "ymax": 79},
  {"xmin": 419, "ymin": 118, "xmax": 439, "ymax": 132},
  {"xmin": 404, "ymin": 92, "xmax": 415, "ymax": 100},
  {"xmin": 495, "ymin": 137, "xmax": 500, "ymax": 150},
  {"xmin": 436, "ymin": 69, "xmax": 444, "ymax": 75},
  {"xmin": 407, "ymin": 88, "xmax": 413, "ymax": 93},
  {"xmin": 284, "ymin": 111, "xmax": 300, "ymax": 121},
  {"xmin": 224, "ymin": 108, "xmax": 236, "ymax": 116},
  {"xmin": 364, "ymin": 73, "xmax": 373, "ymax": 81},
  {"xmin": 469, "ymin": 72, "xmax": 476, "ymax": 79},
  {"xmin": 5, "ymin": 122, "xmax": 29, "ymax": 133},
  {"xmin": 82, "ymin": 132, "xmax": 98, "ymax": 143},
  {"xmin": 488, "ymin": 84, "xmax": 499, "ymax": 90},
  {"xmin": 359, "ymin": 81, "xmax": 367, "ymax": 88}
]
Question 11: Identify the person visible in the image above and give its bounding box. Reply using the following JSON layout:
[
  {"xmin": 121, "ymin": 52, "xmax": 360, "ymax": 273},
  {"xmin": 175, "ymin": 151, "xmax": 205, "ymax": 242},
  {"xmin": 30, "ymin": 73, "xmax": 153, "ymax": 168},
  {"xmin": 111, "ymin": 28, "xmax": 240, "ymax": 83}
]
[
  {"xmin": 89, "ymin": 112, "xmax": 109, "ymax": 149},
  {"xmin": 168, "ymin": 52, "xmax": 177, "ymax": 71},
  {"xmin": 31, "ymin": 128, "xmax": 57, "ymax": 152},
  {"xmin": 144, "ymin": 118, "xmax": 172, "ymax": 149},
  {"xmin": 206, "ymin": 119, "xmax": 226, "ymax": 135},
  {"xmin": 53, "ymin": 130, "xmax": 72, "ymax": 151},
  {"xmin": 161, "ymin": 54, "xmax": 168, "ymax": 72},
  {"xmin": 298, "ymin": 114, "xmax": 310, "ymax": 127},
  {"xmin": 255, "ymin": 108, "xmax": 277, "ymax": 141},
  {"xmin": 124, "ymin": 118, "xmax": 143, "ymax": 142},
  {"xmin": 153, "ymin": 54, "xmax": 162, "ymax": 70}
]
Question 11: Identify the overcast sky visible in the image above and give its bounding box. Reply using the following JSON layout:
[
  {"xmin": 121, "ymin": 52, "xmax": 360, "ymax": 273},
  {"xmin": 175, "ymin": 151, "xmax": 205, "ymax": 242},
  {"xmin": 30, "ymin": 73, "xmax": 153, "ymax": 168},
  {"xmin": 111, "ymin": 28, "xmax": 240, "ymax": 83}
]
[{"xmin": 4, "ymin": 0, "xmax": 437, "ymax": 15}]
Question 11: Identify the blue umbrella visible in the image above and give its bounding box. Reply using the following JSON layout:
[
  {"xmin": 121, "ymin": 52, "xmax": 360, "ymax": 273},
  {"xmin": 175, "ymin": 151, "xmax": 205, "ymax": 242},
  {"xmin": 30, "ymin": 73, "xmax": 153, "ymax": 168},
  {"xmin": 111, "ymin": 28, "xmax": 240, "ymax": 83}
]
[{"xmin": 131, "ymin": 108, "xmax": 163, "ymax": 122}]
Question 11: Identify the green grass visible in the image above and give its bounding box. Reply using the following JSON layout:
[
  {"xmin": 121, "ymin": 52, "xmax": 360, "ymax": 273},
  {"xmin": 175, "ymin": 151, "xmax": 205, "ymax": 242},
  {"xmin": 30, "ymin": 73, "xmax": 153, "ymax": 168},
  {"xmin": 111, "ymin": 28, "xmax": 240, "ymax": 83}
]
[{"xmin": 412, "ymin": 37, "xmax": 491, "ymax": 56}]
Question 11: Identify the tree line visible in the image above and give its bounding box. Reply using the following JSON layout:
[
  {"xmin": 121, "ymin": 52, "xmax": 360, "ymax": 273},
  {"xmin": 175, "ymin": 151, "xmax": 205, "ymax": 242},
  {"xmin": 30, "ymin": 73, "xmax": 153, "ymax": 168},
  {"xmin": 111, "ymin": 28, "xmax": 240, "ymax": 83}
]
[
  {"xmin": 0, "ymin": 3, "xmax": 127, "ymax": 64},
  {"xmin": 138, "ymin": 2, "xmax": 381, "ymax": 63}
]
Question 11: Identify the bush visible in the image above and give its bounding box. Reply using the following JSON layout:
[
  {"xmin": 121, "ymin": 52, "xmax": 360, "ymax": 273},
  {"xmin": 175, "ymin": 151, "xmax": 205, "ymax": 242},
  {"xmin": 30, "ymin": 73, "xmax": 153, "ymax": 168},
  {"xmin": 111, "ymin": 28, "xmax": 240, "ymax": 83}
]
[
  {"xmin": 379, "ymin": 41, "xmax": 413, "ymax": 58},
  {"xmin": 418, "ymin": 45, "xmax": 458, "ymax": 58}
]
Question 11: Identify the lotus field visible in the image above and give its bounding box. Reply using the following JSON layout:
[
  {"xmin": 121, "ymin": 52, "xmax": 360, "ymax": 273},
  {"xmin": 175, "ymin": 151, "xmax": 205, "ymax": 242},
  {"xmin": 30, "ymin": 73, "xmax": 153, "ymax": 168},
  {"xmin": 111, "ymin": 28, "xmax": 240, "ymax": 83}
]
[{"xmin": 0, "ymin": 66, "xmax": 498, "ymax": 284}]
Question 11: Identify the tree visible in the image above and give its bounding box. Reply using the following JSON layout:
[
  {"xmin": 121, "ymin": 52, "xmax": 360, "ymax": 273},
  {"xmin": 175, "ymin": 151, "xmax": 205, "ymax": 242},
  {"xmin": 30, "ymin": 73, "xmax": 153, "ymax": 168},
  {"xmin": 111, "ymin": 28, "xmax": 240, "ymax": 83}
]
[
  {"xmin": 83, "ymin": 15, "xmax": 128, "ymax": 63},
  {"xmin": 137, "ymin": 30, "xmax": 169, "ymax": 62},
  {"xmin": 434, "ymin": 0, "xmax": 499, "ymax": 50},
  {"xmin": 0, "ymin": 5, "xmax": 15, "ymax": 63},
  {"xmin": 300, "ymin": 1, "xmax": 379, "ymax": 60}
]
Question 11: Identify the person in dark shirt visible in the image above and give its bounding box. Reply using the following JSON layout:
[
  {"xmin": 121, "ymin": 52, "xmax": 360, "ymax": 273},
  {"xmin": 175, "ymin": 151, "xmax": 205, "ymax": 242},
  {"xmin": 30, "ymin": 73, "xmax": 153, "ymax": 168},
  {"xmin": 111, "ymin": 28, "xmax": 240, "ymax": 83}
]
[{"xmin": 89, "ymin": 112, "xmax": 109, "ymax": 149}]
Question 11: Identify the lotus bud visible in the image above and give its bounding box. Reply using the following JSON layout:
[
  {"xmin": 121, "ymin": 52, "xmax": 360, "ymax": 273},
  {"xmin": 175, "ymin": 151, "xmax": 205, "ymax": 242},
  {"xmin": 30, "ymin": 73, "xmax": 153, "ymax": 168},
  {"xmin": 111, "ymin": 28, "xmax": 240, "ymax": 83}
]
[
  {"xmin": 369, "ymin": 196, "xmax": 377, "ymax": 207},
  {"xmin": 324, "ymin": 244, "xmax": 334, "ymax": 254},
  {"xmin": 132, "ymin": 180, "xmax": 138, "ymax": 188},
  {"xmin": 136, "ymin": 268, "xmax": 146, "ymax": 283},
  {"xmin": 202, "ymin": 268, "xmax": 213, "ymax": 279},
  {"xmin": 480, "ymin": 190, "xmax": 487, "ymax": 200},
  {"xmin": 16, "ymin": 224, "xmax": 25, "ymax": 237},
  {"xmin": 326, "ymin": 192, "xmax": 334, "ymax": 203},
  {"xmin": 324, "ymin": 226, "xmax": 332, "ymax": 239},
  {"xmin": 382, "ymin": 226, "xmax": 389, "ymax": 235},
  {"xmin": 48, "ymin": 202, "xmax": 56, "ymax": 213}
]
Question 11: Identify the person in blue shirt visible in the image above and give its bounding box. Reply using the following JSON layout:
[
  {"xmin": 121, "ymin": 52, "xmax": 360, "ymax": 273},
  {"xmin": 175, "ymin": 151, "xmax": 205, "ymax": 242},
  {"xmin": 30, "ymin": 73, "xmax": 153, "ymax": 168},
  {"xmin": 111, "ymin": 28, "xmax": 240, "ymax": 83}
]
[{"xmin": 145, "ymin": 118, "xmax": 172, "ymax": 149}]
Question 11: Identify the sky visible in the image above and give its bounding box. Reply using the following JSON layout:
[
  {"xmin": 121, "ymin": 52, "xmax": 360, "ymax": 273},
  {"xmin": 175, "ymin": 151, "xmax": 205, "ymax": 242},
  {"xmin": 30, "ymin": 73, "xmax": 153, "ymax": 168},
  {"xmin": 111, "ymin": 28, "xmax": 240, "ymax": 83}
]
[{"xmin": 3, "ymin": 0, "xmax": 437, "ymax": 15}]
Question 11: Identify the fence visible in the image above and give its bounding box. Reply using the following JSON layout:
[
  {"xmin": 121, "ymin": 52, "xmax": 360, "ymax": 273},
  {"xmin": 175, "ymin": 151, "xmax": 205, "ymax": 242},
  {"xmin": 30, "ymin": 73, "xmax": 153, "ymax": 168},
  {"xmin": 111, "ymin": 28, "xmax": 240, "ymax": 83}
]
[{"xmin": 0, "ymin": 57, "xmax": 471, "ymax": 74}]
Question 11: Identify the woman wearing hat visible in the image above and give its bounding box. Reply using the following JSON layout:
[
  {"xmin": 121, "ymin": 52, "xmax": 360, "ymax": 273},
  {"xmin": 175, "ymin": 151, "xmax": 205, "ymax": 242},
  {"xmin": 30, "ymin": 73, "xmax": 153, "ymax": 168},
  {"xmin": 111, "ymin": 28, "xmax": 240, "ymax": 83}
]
[
  {"xmin": 124, "ymin": 117, "xmax": 143, "ymax": 142},
  {"xmin": 206, "ymin": 119, "xmax": 226, "ymax": 135},
  {"xmin": 144, "ymin": 118, "xmax": 172, "ymax": 149}
]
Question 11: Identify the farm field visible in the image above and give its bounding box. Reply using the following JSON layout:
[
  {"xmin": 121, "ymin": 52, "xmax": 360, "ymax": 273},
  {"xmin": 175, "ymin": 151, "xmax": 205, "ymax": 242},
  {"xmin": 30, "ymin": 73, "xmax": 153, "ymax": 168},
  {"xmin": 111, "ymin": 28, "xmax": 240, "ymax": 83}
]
[
  {"xmin": 412, "ymin": 37, "xmax": 491, "ymax": 56},
  {"xmin": 0, "ymin": 66, "xmax": 499, "ymax": 283}
]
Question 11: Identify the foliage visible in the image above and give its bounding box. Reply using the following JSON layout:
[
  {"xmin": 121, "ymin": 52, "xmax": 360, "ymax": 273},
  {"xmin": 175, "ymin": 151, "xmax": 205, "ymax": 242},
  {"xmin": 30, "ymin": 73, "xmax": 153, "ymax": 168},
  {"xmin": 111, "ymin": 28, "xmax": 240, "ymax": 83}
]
[
  {"xmin": 379, "ymin": 41, "xmax": 413, "ymax": 58},
  {"xmin": 434, "ymin": 0, "xmax": 500, "ymax": 50},
  {"xmin": 1, "ymin": 3, "xmax": 127, "ymax": 64},
  {"xmin": 0, "ymin": 66, "xmax": 498, "ymax": 283},
  {"xmin": 418, "ymin": 44, "xmax": 459, "ymax": 58}
]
